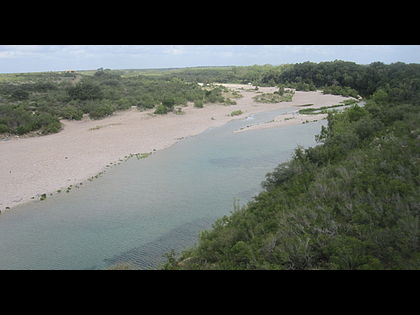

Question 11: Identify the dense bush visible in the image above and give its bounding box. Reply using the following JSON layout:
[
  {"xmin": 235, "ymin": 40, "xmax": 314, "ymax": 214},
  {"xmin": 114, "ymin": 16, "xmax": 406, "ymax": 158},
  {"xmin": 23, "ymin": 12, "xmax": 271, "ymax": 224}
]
[
  {"xmin": 162, "ymin": 98, "xmax": 175, "ymax": 109},
  {"xmin": 162, "ymin": 66, "xmax": 420, "ymax": 270},
  {"xmin": 154, "ymin": 104, "xmax": 169, "ymax": 115},
  {"xmin": 204, "ymin": 87, "xmax": 225, "ymax": 103},
  {"xmin": 194, "ymin": 99, "xmax": 204, "ymax": 108},
  {"xmin": 322, "ymin": 85, "xmax": 359, "ymax": 98},
  {"xmin": 85, "ymin": 101, "xmax": 116, "ymax": 120},
  {"xmin": 0, "ymin": 69, "xmax": 229, "ymax": 135},
  {"xmin": 60, "ymin": 105, "xmax": 84, "ymax": 120},
  {"xmin": 67, "ymin": 82, "xmax": 103, "ymax": 100},
  {"xmin": 260, "ymin": 60, "xmax": 420, "ymax": 98}
]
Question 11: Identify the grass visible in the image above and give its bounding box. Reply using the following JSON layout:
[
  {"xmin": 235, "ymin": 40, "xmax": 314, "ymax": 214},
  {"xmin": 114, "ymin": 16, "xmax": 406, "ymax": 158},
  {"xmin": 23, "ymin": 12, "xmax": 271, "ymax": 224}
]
[
  {"xmin": 230, "ymin": 110, "xmax": 243, "ymax": 116},
  {"xmin": 174, "ymin": 107, "xmax": 185, "ymax": 115},
  {"xmin": 89, "ymin": 123, "xmax": 123, "ymax": 131},
  {"xmin": 298, "ymin": 103, "xmax": 351, "ymax": 115},
  {"xmin": 222, "ymin": 89, "xmax": 243, "ymax": 99},
  {"xmin": 136, "ymin": 152, "xmax": 152, "ymax": 159},
  {"xmin": 224, "ymin": 98, "xmax": 237, "ymax": 105},
  {"xmin": 340, "ymin": 98, "xmax": 359, "ymax": 105},
  {"xmin": 253, "ymin": 92, "xmax": 294, "ymax": 103}
]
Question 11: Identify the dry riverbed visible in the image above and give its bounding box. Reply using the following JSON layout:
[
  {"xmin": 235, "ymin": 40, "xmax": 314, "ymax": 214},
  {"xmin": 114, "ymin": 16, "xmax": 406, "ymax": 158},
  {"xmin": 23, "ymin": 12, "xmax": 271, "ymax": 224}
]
[{"xmin": 0, "ymin": 84, "xmax": 352, "ymax": 212}]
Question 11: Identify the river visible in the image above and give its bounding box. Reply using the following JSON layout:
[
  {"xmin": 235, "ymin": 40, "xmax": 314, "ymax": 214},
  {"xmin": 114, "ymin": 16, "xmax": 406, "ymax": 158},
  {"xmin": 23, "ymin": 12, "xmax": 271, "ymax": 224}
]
[{"xmin": 0, "ymin": 108, "xmax": 326, "ymax": 270}]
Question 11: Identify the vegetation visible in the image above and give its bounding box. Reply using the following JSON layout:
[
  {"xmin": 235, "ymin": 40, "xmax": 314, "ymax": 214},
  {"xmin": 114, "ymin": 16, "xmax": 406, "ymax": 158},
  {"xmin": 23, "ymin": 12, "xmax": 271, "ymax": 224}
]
[
  {"xmin": 0, "ymin": 69, "xmax": 230, "ymax": 136},
  {"xmin": 298, "ymin": 103, "xmax": 350, "ymax": 115},
  {"xmin": 258, "ymin": 60, "xmax": 420, "ymax": 97},
  {"xmin": 4, "ymin": 61, "xmax": 417, "ymax": 137},
  {"xmin": 230, "ymin": 110, "xmax": 244, "ymax": 117},
  {"xmin": 322, "ymin": 85, "xmax": 359, "ymax": 98},
  {"xmin": 2, "ymin": 61, "xmax": 419, "ymax": 269},
  {"xmin": 162, "ymin": 62, "xmax": 420, "ymax": 270},
  {"xmin": 253, "ymin": 90, "xmax": 294, "ymax": 103},
  {"xmin": 224, "ymin": 98, "xmax": 237, "ymax": 106}
]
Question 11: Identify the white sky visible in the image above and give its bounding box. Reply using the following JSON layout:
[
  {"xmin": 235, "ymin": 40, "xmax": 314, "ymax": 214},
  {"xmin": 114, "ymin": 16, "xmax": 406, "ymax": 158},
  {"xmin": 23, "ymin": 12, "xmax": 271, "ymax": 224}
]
[{"xmin": 1, "ymin": 45, "xmax": 419, "ymax": 73}]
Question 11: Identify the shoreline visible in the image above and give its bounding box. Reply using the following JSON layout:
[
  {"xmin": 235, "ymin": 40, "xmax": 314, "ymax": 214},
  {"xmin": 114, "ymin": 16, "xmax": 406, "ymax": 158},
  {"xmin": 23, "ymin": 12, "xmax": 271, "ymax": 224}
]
[
  {"xmin": 234, "ymin": 112, "xmax": 329, "ymax": 133},
  {"xmin": 0, "ymin": 84, "xmax": 351, "ymax": 213}
]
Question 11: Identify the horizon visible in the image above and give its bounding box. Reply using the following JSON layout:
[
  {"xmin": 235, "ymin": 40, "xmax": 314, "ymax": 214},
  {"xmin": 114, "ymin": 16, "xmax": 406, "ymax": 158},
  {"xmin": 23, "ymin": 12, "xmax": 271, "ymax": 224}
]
[
  {"xmin": 1, "ymin": 45, "xmax": 420, "ymax": 74},
  {"xmin": 1, "ymin": 61, "xmax": 419, "ymax": 75}
]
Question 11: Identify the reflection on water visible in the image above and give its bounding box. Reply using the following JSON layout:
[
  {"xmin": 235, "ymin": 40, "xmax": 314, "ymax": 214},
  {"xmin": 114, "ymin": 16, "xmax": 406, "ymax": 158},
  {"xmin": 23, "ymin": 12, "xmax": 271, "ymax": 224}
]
[
  {"xmin": 0, "ymin": 108, "xmax": 326, "ymax": 270},
  {"xmin": 104, "ymin": 218, "xmax": 212, "ymax": 270}
]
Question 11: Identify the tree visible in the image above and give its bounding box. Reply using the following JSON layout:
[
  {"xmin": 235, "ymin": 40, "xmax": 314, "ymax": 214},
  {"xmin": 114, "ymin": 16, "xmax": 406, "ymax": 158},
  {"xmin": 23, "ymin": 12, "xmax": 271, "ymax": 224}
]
[
  {"xmin": 11, "ymin": 89, "xmax": 29, "ymax": 101},
  {"xmin": 154, "ymin": 104, "xmax": 169, "ymax": 115},
  {"xmin": 67, "ymin": 82, "xmax": 103, "ymax": 100},
  {"xmin": 162, "ymin": 97, "xmax": 175, "ymax": 108}
]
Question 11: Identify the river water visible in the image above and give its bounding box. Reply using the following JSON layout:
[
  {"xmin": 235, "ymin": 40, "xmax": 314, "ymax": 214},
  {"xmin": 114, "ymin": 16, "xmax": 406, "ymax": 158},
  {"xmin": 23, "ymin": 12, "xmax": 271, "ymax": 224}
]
[{"xmin": 0, "ymin": 108, "xmax": 326, "ymax": 270}]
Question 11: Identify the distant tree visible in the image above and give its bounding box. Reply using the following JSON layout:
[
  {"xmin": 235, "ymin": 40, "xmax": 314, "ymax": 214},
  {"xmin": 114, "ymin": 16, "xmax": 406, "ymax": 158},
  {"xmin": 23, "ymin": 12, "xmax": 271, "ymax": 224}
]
[
  {"xmin": 67, "ymin": 82, "xmax": 103, "ymax": 100},
  {"xmin": 11, "ymin": 89, "xmax": 29, "ymax": 101},
  {"xmin": 154, "ymin": 104, "xmax": 169, "ymax": 115},
  {"xmin": 95, "ymin": 67, "xmax": 105, "ymax": 76},
  {"xmin": 162, "ymin": 98, "xmax": 175, "ymax": 108}
]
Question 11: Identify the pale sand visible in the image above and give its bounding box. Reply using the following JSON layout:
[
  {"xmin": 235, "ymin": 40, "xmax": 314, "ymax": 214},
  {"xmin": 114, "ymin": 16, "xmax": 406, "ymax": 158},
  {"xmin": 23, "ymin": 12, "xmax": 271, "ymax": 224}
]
[
  {"xmin": 234, "ymin": 112, "xmax": 328, "ymax": 133},
  {"xmin": 0, "ymin": 85, "xmax": 350, "ymax": 212}
]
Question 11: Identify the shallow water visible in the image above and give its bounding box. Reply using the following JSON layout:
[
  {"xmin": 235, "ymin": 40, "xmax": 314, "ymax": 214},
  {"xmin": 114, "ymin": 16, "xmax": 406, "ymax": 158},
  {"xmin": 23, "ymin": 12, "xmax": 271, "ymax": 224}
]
[{"xmin": 0, "ymin": 108, "xmax": 326, "ymax": 270}]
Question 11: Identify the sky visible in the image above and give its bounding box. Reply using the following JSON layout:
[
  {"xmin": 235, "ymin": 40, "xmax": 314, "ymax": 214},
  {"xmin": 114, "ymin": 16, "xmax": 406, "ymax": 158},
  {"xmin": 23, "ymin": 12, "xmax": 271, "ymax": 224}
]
[{"xmin": 1, "ymin": 45, "xmax": 420, "ymax": 73}]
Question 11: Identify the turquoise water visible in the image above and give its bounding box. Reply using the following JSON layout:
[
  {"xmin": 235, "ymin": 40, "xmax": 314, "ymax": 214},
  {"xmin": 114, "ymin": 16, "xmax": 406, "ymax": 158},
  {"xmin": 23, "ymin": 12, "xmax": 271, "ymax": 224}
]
[{"xmin": 0, "ymin": 109, "xmax": 326, "ymax": 270}]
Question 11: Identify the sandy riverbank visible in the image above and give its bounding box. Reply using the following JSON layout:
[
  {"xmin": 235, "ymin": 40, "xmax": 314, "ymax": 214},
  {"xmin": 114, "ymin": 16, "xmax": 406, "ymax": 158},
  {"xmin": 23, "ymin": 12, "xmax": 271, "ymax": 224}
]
[
  {"xmin": 0, "ymin": 84, "xmax": 351, "ymax": 212},
  {"xmin": 234, "ymin": 112, "xmax": 328, "ymax": 133}
]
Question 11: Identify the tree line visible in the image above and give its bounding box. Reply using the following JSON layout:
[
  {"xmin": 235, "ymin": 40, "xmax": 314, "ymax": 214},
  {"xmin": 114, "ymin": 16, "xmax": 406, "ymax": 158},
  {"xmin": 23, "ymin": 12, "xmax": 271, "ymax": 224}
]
[
  {"xmin": 0, "ymin": 69, "xmax": 226, "ymax": 135},
  {"xmin": 162, "ymin": 61, "xmax": 420, "ymax": 270}
]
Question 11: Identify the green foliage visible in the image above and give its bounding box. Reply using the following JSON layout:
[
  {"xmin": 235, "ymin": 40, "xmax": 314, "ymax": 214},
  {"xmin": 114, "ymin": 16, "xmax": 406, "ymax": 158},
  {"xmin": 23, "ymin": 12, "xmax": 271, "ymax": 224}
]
[
  {"xmin": 0, "ymin": 104, "xmax": 61, "ymax": 135},
  {"xmin": 260, "ymin": 60, "xmax": 420, "ymax": 99},
  {"xmin": 87, "ymin": 102, "xmax": 116, "ymax": 120},
  {"xmin": 162, "ymin": 97, "xmax": 175, "ymax": 108},
  {"xmin": 36, "ymin": 112, "xmax": 62, "ymax": 134},
  {"xmin": 137, "ymin": 95, "xmax": 155, "ymax": 109},
  {"xmin": 154, "ymin": 104, "xmax": 169, "ymax": 115},
  {"xmin": 0, "ymin": 123, "xmax": 9, "ymax": 133},
  {"xmin": 224, "ymin": 98, "xmax": 237, "ymax": 105},
  {"xmin": 60, "ymin": 105, "xmax": 84, "ymax": 120},
  {"xmin": 253, "ymin": 91, "xmax": 294, "ymax": 103},
  {"xmin": 194, "ymin": 99, "xmax": 204, "ymax": 108},
  {"xmin": 322, "ymin": 85, "xmax": 359, "ymax": 98},
  {"xmin": 298, "ymin": 103, "xmax": 350, "ymax": 115},
  {"xmin": 1, "ymin": 61, "xmax": 419, "ymax": 144},
  {"xmin": 11, "ymin": 89, "xmax": 30, "ymax": 101},
  {"xmin": 162, "ymin": 72, "xmax": 420, "ymax": 270},
  {"xmin": 67, "ymin": 82, "xmax": 103, "ymax": 100},
  {"xmin": 230, "ymin": 110, "xmax": 243, "ymax": 116},
  {"xmin": 0, "ymin": 70, "xmax": 222, "ymax": 135},
  {"xmin": 204, "ymin": 87, "xmax": 225, "ymax": 103}
]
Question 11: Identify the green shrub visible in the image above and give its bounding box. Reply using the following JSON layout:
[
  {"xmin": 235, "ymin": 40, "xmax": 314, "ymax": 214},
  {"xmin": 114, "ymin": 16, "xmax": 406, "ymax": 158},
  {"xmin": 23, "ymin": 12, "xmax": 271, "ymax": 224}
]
[
  {"xmin": 230, "ymin": 110, "xmax": 243, "ymax": 116},
  {"xmin": 88, "ymin": 103, "xmax": 116, "ymax": 120},
  {"xmin": 67, "ymin": 82, "xmax": 103, "ymax": 100},
  {"xmin": 41, "ymin": 120, "xmax": 62, "ymax": 134},
  {"xmin": 162, "ymin": 80, "xmax": 420, "ymax": 270},
  {"xmin": 154, "ymin": 104, "xmax": 169, "ymax": 115},
  {"xmin": 323, "ymin": 85, "xmax": 359, "ymax": 98},
  {"xmin": 224, "ymin": 98, "xmax": 237, "ymax": 105},
  {"xmin": 205, "ymin": 88, "xmax": 225, "ymax": 103},
  {"xmin": 60, "ymin": 105, "xmax": 84, "ymax": 120},
  {"xmin": 194, "ymin": 99, "xmax": 204, "ymax": 108},
  {"xmin": 0, "ymin": 123, "xmax": 9, "ymax": 133},
  {"xmin": 253, "ymin": 92, "xmax": 293, "ymax": 103},
  {"xmin": 11, "ymin": 89, "xmax": 30, "ymax": 100},
  {"xmin": 137, "ymin": 95, "xmax": 155, "ymax": 109},
  {"xmin": 162, "ymin": 98, "xmax": 175, "ymax": 108}
]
